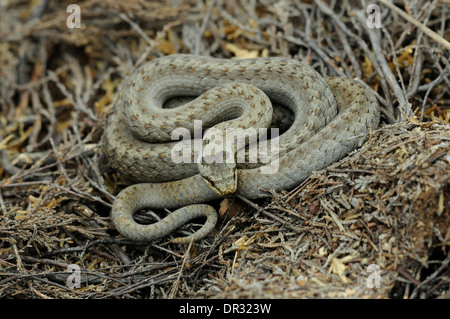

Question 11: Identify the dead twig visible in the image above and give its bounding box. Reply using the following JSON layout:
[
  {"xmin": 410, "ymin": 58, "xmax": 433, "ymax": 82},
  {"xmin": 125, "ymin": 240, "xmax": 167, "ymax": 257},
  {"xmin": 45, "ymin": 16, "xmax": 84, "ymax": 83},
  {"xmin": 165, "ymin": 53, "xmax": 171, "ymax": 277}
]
[{"xmin": 378, "ymin": 0, "xmax": 450, "ymax": 51}]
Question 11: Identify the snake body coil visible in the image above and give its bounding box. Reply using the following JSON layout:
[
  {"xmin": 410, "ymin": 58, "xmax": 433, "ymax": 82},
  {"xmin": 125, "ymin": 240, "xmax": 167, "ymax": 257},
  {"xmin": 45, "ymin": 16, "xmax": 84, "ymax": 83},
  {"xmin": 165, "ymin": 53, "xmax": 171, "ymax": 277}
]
[{"xmin": 103, "ymin": 54, "xmax": 380, "ymax": 243}]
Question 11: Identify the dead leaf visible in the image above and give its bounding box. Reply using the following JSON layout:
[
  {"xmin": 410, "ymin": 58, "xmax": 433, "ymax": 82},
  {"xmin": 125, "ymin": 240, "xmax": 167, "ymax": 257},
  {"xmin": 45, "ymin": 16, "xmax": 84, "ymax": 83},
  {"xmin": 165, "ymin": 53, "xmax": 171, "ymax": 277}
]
[
  {"xmin": 224, "ymin": 43, "xmax": 259, "ymax": 59},
  {"xmin": 219, "ymin": 198, "xmax": 243, "ymax": 219}
]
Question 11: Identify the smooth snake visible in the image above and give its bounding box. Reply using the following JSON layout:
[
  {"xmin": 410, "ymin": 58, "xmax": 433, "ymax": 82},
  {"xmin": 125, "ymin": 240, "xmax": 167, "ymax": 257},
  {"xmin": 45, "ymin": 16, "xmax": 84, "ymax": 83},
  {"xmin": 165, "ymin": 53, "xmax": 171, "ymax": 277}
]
[{"xmin": 103, "ymin": 54, "xmax": 380, "ymax": 243}]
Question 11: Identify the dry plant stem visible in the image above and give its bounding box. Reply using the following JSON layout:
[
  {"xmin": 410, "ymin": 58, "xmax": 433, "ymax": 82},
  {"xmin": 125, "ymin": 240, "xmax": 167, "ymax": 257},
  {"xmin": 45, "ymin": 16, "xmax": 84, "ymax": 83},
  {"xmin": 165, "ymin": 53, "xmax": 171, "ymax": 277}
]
[
  {"xmin": 409, "ymin": 258, "xmax": 450, "ymax": 299},
  {"xmin": 236, "ymin": 194, "xmax": 303, "ymax": 234},
  {"xmin": 334, "ymin": 24, "xmax": 363, "ymax": 79},
  {"xmin": 353, "ymin": 10, "xmax": 412, "ymax": 120},
  {"xmin": 407, "ymin": 48, "xmax": 424, "ymax": 100},
  {"xmin": 314, "ymin": 0, "xmax": 394, "ymax": 120},
  {"xmin": 0, "ymin": 135, "xmax": 20, "ymax": 176},
  {"xmin": 194, "ymin": 0, "xmax": 217, "ymax": 55},
  {"xmin": 396, "ymin": 266, "xmax": 422, "ymax": 286},
  {"xmin": 116, "ymin": 11, "xmax": 154, "ymax": 47},
  {"xmin": 168, "ymin": 238, "xmax": 194, "ymax": 298},
  {"xmin": 378, "ymin": 0, "xmax": 450, "ymax": 51}
]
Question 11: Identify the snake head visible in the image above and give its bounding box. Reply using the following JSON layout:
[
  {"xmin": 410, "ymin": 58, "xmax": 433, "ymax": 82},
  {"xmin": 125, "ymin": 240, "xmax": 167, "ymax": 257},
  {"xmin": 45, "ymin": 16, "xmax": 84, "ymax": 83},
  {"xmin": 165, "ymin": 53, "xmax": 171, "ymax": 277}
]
[{"xmin": 198, "ymin": 161, "xmax": 237, "ymax": 196}]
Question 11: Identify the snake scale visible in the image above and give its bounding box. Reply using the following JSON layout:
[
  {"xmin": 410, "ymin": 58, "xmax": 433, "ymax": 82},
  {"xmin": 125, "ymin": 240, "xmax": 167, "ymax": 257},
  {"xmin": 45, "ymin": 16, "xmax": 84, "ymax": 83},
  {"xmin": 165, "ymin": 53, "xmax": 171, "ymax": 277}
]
[{"xmin": 103, "ymin": 54, "xmax": 380, "ymax": 243}]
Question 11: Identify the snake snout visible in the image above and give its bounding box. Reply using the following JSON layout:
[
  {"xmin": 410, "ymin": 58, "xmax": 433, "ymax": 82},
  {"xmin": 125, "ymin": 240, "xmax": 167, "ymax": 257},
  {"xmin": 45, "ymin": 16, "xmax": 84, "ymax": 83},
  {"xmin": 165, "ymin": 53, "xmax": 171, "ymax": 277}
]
[{"xmin": 199, "ymin": 162, "xmax": 238, "ymax": 196}]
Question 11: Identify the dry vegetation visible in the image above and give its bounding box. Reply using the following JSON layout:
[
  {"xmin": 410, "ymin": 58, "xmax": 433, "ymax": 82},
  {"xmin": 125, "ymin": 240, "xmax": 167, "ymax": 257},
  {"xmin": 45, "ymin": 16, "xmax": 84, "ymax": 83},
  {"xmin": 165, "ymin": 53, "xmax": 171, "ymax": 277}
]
[{"xmin": 0, "ymin": 0, "xmax": 449, "ymax": 299}]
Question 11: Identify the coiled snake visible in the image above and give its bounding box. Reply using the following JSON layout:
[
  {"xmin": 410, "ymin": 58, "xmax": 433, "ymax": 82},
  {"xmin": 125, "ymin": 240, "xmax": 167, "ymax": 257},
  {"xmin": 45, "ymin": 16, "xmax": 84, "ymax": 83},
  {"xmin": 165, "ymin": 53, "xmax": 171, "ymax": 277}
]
[{"xmin": 103, "ymin": 54, "xmax": 380, "ymax": 243}]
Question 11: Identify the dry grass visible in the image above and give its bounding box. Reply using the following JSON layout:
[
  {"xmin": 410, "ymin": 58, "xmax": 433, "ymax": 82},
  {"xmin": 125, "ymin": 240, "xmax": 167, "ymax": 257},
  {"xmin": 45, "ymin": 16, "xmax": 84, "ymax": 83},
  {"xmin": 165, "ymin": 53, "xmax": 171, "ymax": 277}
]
[{"xmin": 0, "ymin": 0, "xmax": 449, "ymax": 299}]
